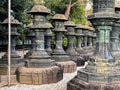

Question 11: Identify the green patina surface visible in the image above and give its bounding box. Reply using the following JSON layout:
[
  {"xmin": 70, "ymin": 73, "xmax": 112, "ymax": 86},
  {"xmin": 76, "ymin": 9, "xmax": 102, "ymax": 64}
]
[{"xmin": 98, "ymin": 26, "xmax": 111, "ymax": 42}]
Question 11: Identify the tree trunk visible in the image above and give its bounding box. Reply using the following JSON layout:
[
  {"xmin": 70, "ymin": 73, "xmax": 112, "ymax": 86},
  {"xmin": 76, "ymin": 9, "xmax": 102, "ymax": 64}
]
[{"xmin": 64, "ymin": 0, "xmax": 72, "ymax": 19}]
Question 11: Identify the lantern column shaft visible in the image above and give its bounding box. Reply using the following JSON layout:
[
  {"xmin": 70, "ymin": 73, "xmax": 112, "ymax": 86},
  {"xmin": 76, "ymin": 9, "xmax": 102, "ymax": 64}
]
[
  {"xmin": 55, "ymin": 32, "xmax": 63, "ymax": 50},
  {"xmin": 67, "ymin": 36, "xmax": 74, "ymax": 49},
  {"xmin": 76, "ymin": 36, "xmax": 82, "ymax": 48}
]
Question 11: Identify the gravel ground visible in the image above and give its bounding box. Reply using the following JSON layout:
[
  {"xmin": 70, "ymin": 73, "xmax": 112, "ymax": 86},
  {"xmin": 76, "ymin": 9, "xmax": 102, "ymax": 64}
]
[
  {"xmin": 0, "ymin": 67, "xmax": 86, "ymax": 90},
  {"xmin": 0, "ymin": 50, "xmax": 87, "ymax": 90}
]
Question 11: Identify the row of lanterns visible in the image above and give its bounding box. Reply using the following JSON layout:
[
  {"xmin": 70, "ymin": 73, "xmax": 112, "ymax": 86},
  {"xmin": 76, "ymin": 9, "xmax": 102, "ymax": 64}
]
[{"xmin": 0, "ymin": 5, "xmax": 96, "ymax": 85}]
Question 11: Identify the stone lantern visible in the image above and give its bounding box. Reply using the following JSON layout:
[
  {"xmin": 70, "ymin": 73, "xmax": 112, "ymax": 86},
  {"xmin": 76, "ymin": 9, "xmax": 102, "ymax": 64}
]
[
  {"xmin": 82, "ymin": 26, "xmax": 94, "ymax": 57},
  {"xmin": 82, "ymin": 26, "xmax": 89, "ymax": 48},
  {"xmin": 67, "ymin": 0, "xmax": 120, "ymax": 89},
  {"xmin": 110, "ymin": 5, "xmax": 120, "ymax": 62},
  {"xmin": 87, "ymin": 27, "xmax": 93, "ymax": 46},
  {"xmin": 51, "ymin": 14, "xmax": 76, "ymax": 73},
  {"xmin": 75, "ymin": 24, "xmax": 85, "ymax": 54},
  {"xmin": 110, "ymin": 20, "xmax": 120, "ymax": 61},
  {"xmin": 24, "ymin": 29, "xmax": 35, "ymax": 58},
  {"xmin": 92, "ymin": 31, "xmax": 97, "ymax": 49},
  {"xmin": 64, "ymin": 21, "xmax": 85, "ymax": 66},
  {"xmin": 0, "ymin": 14, "xmax": 24, "ymax": 75},
  {"xmin": 45, "ymin": 23, "xmax": 53, "ymax": 55},
  {"xmin": 87, "ymin": 27, "xmax": 95, "ymax": 51},
  {"xmin": 75, "ymin": 24, "xmax": 92, "ymax": 61},
  {"xmin": 18, "ymin": 5, "xmax": 63, "ymax": 85}
]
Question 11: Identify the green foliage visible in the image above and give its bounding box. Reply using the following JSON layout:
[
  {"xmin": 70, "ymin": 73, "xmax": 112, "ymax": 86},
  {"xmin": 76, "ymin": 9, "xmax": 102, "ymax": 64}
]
[
  {"xmin": 73, "ymin": 36, "xmax": 77, "ymax": 47},
  {"xmin": 0, "ymin": 0, "xmax": 7, "ymax": 38},
  {"xmin": 0, "ymin": 0, "xmax": 88, "ymax": 48},
  {"xmin": 0, "ymin": 0, "xmax": 34, "ymax": 42},
  {"xmin": 44, "ymin": 0, "xmax": 87, "ymax": 48},
  {"xmin": 70, "ymin": 3, "xmax": 86, "ymax": 24},
  {"xmin": 44, "ymin": 0, "xmax": 66, "ymax": 14},
  {"xmin": 63, "ymin": 36, "xmax": 68, "ymax": 48}
]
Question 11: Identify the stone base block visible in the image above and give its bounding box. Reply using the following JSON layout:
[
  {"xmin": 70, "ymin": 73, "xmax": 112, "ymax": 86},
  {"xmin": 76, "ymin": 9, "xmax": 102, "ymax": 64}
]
[
  {"xmin": 71, "ymin": 56, "xmax": 85, "ymax": 66},
  {"xmin": 56, "ymin": 61, "xmax": 76, "ymax": 73},
  {"xmin": 17, "ymin": 66, "xmax": 63, "ymax": 85},
  {"xmin": 0, "ymin": 75, "xmax": 18, "ymax": 87},
  {"xmin": 0, "ymin": 67, "xmax": 18, "ymax": 75},
  {"xmin": 67, "ymin": 76, "xmax": 120, "ymax": 90},
  {"xmin": 0, "ymin": 62, "xmax": 24, "ymax": 75}
]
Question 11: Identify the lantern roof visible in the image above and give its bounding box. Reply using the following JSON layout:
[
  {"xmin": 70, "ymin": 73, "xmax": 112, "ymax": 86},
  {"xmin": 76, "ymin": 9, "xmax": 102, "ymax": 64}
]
[
  {"xmin": 28, "ymin": 5, "xmax": 50, "ymax": 15},
  {"xmin": 52, "ymin": 14, "xmax": 67, "ymax": 21}
]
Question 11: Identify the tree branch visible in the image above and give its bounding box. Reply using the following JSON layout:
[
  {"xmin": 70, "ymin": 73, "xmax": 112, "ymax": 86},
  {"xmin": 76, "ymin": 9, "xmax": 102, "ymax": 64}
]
[
  {"xmin": 71, "ymin": 1, "xmax": 79, "ymax": 7},
  {"xmin": 71, "ymin": 0, "xmax": 87, "ymax": 7}
]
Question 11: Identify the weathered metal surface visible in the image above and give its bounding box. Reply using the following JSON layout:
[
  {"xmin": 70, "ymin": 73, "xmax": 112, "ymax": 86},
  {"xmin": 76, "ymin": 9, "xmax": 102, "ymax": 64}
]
[
  {"xmin": 25, "ymin": 5, "xmax": 56, "ymax": 68},
  {"xmin": 75, "ymin": 24, "xmax": 84, "ymax": 53},
  {"xmin": 67, "ymin": 0, "xmax": 120, "ymax": 89},
  {"xmin": 0, "ymin": 14, "xmax": 24, "ymax": 75},
  {"xmin": 75, "ymin": 24, "xmax": 93, "ymax": 61},
  {"xmin": 93, "ymin": 0, "xmax": 115, "ymax": 13},
  {"xmin": 110, "ymin": 19, "xmax": 120, "ymax": 61},
  {"xmin": 45, "ymin": 23, "xmax": 53, "ymax": 55},
  {"xmin": 51, "ymin": 14, "xmax": 76, "ymax": 73},
  {"xmin": 51, "ymin": 14, "xmax": 70, "ymax": 62},
  {"xmin": 24, "ymin": 30, "xmax": 35, "ymax": 58},
  {"xmin": 18, "ymin": 5, "xmax": 63, "ymax": 85},
  {"xmin": 65, "ymin": 21, "xmax": 85, "ymax": 66}
]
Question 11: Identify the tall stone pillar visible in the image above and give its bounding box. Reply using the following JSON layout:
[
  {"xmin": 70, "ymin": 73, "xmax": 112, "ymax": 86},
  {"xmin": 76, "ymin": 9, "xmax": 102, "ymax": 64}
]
[
  {"xmin": 65, "ymin": 21, "xmax": 85, "ymax": 66},
  {"xmin": 67, "ymin": 0, "xmax": 120, "ymax": 90},
  {"xmin": 18, "ymin": 5, "xmax": 63, "ymax": 85},
  {"xmin": 51, "ymin": 14, "xmax": 76, "ymax": 73},
  {"xmin": 0, "ymin": 15, "xmax": 24, "ymax": 75}
]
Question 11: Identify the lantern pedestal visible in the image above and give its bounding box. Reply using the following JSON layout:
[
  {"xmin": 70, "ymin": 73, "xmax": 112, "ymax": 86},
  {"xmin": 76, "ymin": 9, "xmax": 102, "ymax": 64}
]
[
  {"xmin": 17, "ymin": 5, "xmax": 63, "ymax": 85},
  {"xmin": 67, "ymin": 78, "xmax": 120, "ymax": 90},
  {"xmin": 18, "ymin": 66, "xmax": 62, "ymax": 85}
]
